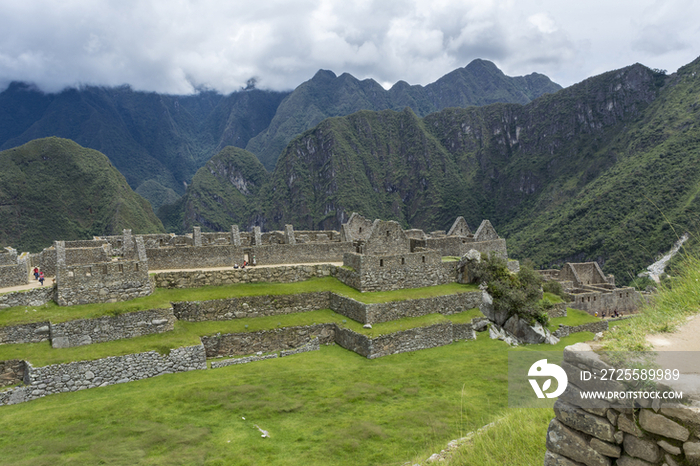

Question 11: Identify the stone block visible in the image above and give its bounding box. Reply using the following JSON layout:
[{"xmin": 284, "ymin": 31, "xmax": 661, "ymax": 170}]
[
  {"xmin": 657, "ymin": 440, "xmax": 681, "ymax": 456},
  {"xmin": 623, "ymin": 434, "xmax": 661, "ymax": 463},
  {"xmin": 544, "ymin": 450, "xmax": 586, "ymax": 466},
  {"xmin": 589, "ymin": 438, "xmax": 621, "ymax": 458},
  {"xmin": 546, "ymin": 419, "xmax": 612, "ymax": 466},
  {"xmin": 615, "ymin": 456, "xmax": 654, "ymax": 466},
  {"xmin": 555, "ymin": 400, "xmax": 616, "ymax": 443},
  {"xmin": 684, "ymin": 441, "xmax": 700, "ymax": 462},
  {"xmin": 617, "ymin": 414, "xmax": 644, "ymax": 438},
  {"xmin": 639, "ymin": 409, "xmax": 689, "ymax": 441}
]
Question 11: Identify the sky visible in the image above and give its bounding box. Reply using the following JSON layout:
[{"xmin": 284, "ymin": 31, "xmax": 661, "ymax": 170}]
[{"xmin": 1, "ymin": 0, "xmax": 699, "ymax": 95}]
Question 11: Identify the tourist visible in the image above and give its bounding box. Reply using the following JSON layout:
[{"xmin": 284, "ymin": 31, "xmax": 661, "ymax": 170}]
[
  {"xmin": 252, "ymin": 255, "xmax": 257, "ymax": 266},
  {"xmin": 602, "ymin": 311, "xmax": 606, "ymax": 319},
  {"xmin": 39, "ymin": 272, "xmax": 45, "ymax": 286},
  {"xmin": 234, "ymin": 263, "xmax": 239, "ymax": 269},
  {"xmin": 33, "ymin": 267, "xmax": 39, "ymax": 280}
]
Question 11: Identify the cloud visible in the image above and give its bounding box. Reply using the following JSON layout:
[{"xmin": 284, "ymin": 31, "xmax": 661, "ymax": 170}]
[{"xmin": 0, "ymin": 0, "xmax": 698, "ymax": 94}]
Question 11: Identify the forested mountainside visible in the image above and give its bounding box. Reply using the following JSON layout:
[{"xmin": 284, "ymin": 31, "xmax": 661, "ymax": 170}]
[
  {"xmin": 245, "ymin": 59, "xmax": 562, "ymax": 169},
  {"xmin": 0, "ymin": 138, "xmax": 164, "ymax": 253},
  {"xmin": 0, "ymin": 84, "xmax": 289, "ymax": 211},
  {"xmin": 170, "ymin": 57, "xmax": 700, "ymax": 284},
  {"xmin": 0, "ymin": 60, "xmax": 560, "ymax": 210}
]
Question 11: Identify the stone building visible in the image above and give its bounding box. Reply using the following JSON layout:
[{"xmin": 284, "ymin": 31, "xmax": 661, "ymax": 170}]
[{"xmin": 540, "ymin": 262, "xmax": 641, "ymax": 315}]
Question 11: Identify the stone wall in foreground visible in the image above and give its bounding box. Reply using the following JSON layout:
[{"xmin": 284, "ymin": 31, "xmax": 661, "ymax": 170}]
[
  {"xmin": 544, "ymin": 343, "xmax": 700, "ymax": 466},
  {"xmin": 0, "ymin": 345, "xmax": 206, "ymax": 406}
]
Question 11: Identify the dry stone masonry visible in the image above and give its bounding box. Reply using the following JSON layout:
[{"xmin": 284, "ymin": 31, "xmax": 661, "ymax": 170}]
[
  {"xmin": 544, "ymin": 343, "xmax": 700, "ymax": 466},
  {"xmin": 0, "ymin": 344, "xmax": 207, "ymax": 406}
]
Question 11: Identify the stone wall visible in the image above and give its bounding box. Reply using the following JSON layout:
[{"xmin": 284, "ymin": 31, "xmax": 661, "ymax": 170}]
[
  {"xmin": 0, "ymin": 322, "xmax": 50, "ymax": 345},
  {"xmin": 65, "ymin": 247, "xmax": 110, "ymax": 266},
  {"xmin": 173, "ymin": 293, "xmax": 331, "ymax": 321},
  {"xmin": 201, "ymin": 324, "xmax": 336, "ymax": 358},
  {"xmin": 246, "ymin": 242, "xmax": 353, "ymax": 265},
  {"xmin": 338, "ymin": 250, "xmax": 455, "ymax": 292},
  {"xmin": 32, "ymin": 246, "xmax": 57, "ymax": 278},
  {"xmin": 0, "ymin": 360, "xmax": 25, "ymax": 387},
  {"xmin": 552, "ymin": 320, "xmax": 608, "ymax": 338},
  {"xmin": 334, "ymin": 321, "xmax": 476, "ymax": 359},
  {"xmin": 153, "ymin": 264, "xmax": 334, "ymax": 289},
  {"xmin": 569, "ymin": 287, "xmax": 642, "ymax": 314},
  {"xmin": 146, "ymin": 245, "xmax": 245, "ymax": 270},
  {"xmin": 0, "ymin": 248, "xmax": 29, "ymax": 288},
  {"xmin": 0, "ymin": 286, "xmax": 55, "ymax": 309},
  {"xmin": 50, "ymin": 308, "xmax": 176, "ymax": 348},
  {"xmin": 56, "ymin": 260, "xmax": 153, "ymax": 306},
  {"xmin": 0, "ymin": 344, "xmax": 207, "ymax": 406},
  {"xmin": 544, "ymin": 343, "xmax": 700, "ymax": 466},
  {"xmin": 329, "ymin": 292, "xmax": 482, "ymax": 324}
]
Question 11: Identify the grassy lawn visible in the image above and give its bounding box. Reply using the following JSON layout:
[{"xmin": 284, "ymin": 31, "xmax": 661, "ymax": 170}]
[
  {"xmin": 547, "ymin": 307, "xmax": 600, "ymax": 332},
  {"xmin": 0, "ymin": 331, "xmax": 591, "ymax": 466},
  {"xmin": 0, "ymin": 308, "xmax": 484, "ymax": 367},
  {"xmin": 0, "ymin": 277, "xmax": 478, "ymax": 327}
]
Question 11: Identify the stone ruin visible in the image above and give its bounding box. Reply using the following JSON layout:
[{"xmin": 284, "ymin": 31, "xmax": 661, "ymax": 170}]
[{"xmin": 539, "ymin": 262, "xmax": 643, "ymax": 315}]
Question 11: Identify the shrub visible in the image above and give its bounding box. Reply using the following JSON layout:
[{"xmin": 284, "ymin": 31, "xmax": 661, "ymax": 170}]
[
  {"xmin": 542, "ymin": 280, "xmax": 567, "ymax": 300},
  {"xmin": 471, "ymin": 255, "xmax": 547, "ymax": 326}
]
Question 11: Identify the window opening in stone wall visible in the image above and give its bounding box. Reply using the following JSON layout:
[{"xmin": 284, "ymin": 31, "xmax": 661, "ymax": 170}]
[
  {"xmin": 359, "ymin": 227, "xmax": 362, "ymax": 233},
  {"xmin": 380, "ymin": 259, "xmax": 384, "ymax": 267},
  {"xmin": 86, "ymin": 267, "xmax": 92, "ymax": 277},
  {"xmin": 135, "ymin": 263, "xmax": 139, "ymax": 271},
  {"xmin": 422, "ymin": 256, "xmax": 425, "ymax": 263},
  {"xmin": 103, "ymin": 265, "xmax": 108, "ymax": 274},
  {"xmin": 118, "ymin": 264, "xmax": 123, "ymax": 273},
  {"xmin": 386, "ymin": 231, "xmax": 390, "ymax": 237},
  {"xmin": 401, "ymin": 257, "xmax": 405, "ymax": 265}
]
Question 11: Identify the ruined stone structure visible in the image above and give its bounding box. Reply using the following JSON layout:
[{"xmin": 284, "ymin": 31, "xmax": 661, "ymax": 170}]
[
  {"xmin": 54, "ymin": 237, "xmax": 153, "ymax": 306},
  {"xmin": 540, "ymin": 262, "xmax": 642, "ymax": 315},
  {"xmin": 544, "ymin": 343, "xmax": 700, "ymax": 466},
  {"xmin": 0, "ymin": 247, "xmax": 29, "ymax": 287}
]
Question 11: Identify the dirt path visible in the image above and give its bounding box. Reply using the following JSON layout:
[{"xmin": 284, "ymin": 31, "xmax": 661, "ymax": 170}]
[{"xmin": 647, "ymin": 314, "xmax": 700, "ymax": 400}]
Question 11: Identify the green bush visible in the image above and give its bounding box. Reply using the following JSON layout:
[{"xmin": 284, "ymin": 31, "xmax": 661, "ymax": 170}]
[
  {"xmin": 471, "ymin": 255, "xmax": 547, "ymax": 326},
  {"xmin": 542, "ymin": 280, "xmax": 567, "ymax": 300}
]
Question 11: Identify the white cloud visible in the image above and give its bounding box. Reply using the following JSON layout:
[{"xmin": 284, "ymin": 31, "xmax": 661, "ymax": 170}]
[{"xmin": 0, "ymin": 0, "xmax": 698, "ymax": 94}]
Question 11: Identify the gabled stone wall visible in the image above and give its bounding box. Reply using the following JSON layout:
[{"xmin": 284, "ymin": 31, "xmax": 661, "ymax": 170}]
[{"xmin": 338, "ymin": 250, "xmax": 455, "ymax": 292}]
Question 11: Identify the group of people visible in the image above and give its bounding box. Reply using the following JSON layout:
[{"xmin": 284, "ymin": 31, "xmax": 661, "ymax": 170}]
[
  {"xmin": 233, "ymin": 255, "xmax": 257, "ymax": 270},
  {"xmin": 32, "ymin": 267, "xmax": 45, "ymax": 286},
  {"xmin": 594, "ymin": 309, "xmax": 623, "ymax": 319}
]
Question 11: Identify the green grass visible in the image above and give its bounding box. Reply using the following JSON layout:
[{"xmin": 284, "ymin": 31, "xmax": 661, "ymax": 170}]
[
  {"xmin": 0, "ymin": 308, "xmax": 483, "ymax": 367},
  {"xmin": 443, "ymin": 408, "xmax": 555, "ymax": 466},
  {"xmin": 547, "ymin": 307, "xmax": 600, "ymax": 332},
  {"xmin": 0, "ymin": 330, "xmax": 589, "ymax": 466},
  {"xmin": 0, "ymin": 277, "xmax": 478, "ymax": 327},
  {"xmin": 541, "ymin": 292, "xmax": 564, "ymax": 303},
  {"xmin": 602, "ymin": 254, "xmax": 700, "ymax": 351}
]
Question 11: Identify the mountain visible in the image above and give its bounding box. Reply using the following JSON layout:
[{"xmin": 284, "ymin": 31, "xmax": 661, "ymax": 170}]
[
  {"xmin": 171, "ymin": 57, "xmax": 700, "ymax": 284},
  {"xmin": 159, "ymin": 146, "xmax": 266, "ymax": 233},
  {"xmin": 245, "ymin": 59, "xmax": 562, "ymax": 170},
  {"xmin": 0, "ymin": 137, "xmax": 165, "ymax": 253},
  {"xmin": 0, "ymin": 83, "xmax": 289, "ymax": 210},
  {"xmin": 0, "ymin": 60, "xmax": 560, "ymax": 206}
]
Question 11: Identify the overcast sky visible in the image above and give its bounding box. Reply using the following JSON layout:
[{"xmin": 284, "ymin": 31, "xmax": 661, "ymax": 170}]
[{"xmin": 1, "ymin": 0, "xmax": 699, "ymax": 95}]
